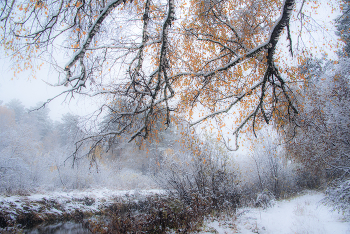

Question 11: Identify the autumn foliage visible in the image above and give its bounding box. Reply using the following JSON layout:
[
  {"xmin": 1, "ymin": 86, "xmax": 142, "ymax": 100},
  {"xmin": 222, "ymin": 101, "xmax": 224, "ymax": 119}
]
[{"xmin": 0, "ymin": 0, "xmax": 338, "ymax": 148}]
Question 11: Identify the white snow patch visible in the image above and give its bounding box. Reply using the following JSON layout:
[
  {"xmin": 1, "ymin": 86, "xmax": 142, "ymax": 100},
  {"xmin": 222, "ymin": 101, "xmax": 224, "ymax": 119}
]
[
  {"xmin": 0, "ymin": 188, "xmax": 165, "ymax": 218},
  {"xmin": 200, "ymin": 191, "xmax": 350, "ymax": 234}
]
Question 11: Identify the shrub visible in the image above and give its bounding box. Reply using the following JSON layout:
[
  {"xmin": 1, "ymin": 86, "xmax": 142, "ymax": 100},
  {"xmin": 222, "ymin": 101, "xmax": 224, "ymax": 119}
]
[
  {"xmin": 88, "ymin": 194, "xmax": 208, "ymax": 233},
  {"xmin": 157, "ymin": 139, "xmax": 240, "ymax": 212},
  {"xmin": 323, "ymin": 179, "xmax": 350, "ymax": 219}
]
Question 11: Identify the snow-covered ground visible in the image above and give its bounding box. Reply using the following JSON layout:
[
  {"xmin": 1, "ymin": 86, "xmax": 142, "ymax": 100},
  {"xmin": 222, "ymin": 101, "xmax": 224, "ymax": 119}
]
[
  {"xmin": 0, "ymin": 188, "xmax": 164, "ymax": 225},
  {"xmin": 0, "ymin": 188, "xmax": 163, "ymax": 209},
  {"xmin": 200, "ymin": 191, "xmax": 350, "ymax": 234},
  {"xmin": 1, "ymin": 189, "xmax": 349, "ymax": 233}
]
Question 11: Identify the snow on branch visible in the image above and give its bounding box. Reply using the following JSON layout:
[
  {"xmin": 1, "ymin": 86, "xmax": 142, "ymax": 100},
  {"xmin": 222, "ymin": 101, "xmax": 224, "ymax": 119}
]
[{"xmin": 64, "ymin": 0, "xmax": 124, "ymax": 82}]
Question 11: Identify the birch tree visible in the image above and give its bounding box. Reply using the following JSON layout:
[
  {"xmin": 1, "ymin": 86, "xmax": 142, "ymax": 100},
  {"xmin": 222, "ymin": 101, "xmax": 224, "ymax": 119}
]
[{"xmin": 0, "ymin": 0, "xmax": 332, "ymax": 148}]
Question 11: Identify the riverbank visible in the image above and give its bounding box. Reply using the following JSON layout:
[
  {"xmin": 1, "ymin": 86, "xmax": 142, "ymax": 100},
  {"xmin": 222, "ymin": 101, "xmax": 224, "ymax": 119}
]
[
  {"xmin": 0, "ymin": 188, "xmax": 163, "ymax": 232},
  {"xmin": 1, "ymin": 189, "xmax": 349, "ymax": 233}
]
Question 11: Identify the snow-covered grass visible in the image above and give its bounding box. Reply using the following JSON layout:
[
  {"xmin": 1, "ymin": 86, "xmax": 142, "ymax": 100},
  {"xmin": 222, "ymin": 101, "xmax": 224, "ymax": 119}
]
[
  {"xmin": 0, "ymin": 188, "xmax": 164, "ymax": 229},
  {"xmin": 199, "ymin": 191, "xmax": 350, "ymax": 234},
  {"xmin": 0, "ymin": 188, "xmax": 163, "ymax": 212}
]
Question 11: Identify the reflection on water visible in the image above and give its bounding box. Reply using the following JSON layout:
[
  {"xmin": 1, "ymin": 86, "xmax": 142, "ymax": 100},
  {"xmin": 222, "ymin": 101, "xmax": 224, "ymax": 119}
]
[{"xmin": 25, "ymin": 221, "xmax": 92, "ymax": 234}]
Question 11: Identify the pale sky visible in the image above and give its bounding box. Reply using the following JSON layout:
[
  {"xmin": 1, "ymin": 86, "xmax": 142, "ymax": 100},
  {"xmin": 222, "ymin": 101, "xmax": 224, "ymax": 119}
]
[{"xmin": 0, "ymin": 58, "xmax": 97, "ymax": 122}]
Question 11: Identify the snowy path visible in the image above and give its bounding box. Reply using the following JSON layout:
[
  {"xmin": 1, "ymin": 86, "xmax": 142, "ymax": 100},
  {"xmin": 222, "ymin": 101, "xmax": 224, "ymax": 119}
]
[{"xmin": 200, "ymin": 191, "xmax": 350, "ymax": 234}]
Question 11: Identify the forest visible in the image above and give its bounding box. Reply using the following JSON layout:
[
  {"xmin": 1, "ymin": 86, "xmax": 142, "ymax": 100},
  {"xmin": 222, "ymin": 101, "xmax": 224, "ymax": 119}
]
[{"xmin": 0, "ymin": 0, "xmax": 350, "ymax": 233}]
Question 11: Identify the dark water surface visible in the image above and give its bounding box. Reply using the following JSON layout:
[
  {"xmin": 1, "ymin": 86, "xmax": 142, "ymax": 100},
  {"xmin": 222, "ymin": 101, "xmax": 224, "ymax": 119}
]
[{"xmin": 24, "ymin": 221, "xmax": 92, "ymax": 234}]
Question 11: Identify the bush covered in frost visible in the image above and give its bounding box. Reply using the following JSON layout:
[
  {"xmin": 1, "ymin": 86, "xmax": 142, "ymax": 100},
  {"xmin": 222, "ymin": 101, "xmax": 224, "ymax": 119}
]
[
  {"xmin": 255, "ymin": 189, "xmax": 275, "ymax": 209},
  {"xmin": 157, "ymin": 137, "xmax": 240, "ymax": 211},
  {"xmin": 323, "ymin": 179, "xmax": 350, "ymax": 218},
  {"xmin": 88, "ymin": 194, "xmax": 213, "ymax": 233}
]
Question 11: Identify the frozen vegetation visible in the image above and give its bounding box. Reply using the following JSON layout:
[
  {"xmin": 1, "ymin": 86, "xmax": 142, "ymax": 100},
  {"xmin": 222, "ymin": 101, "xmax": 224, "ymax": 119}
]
[
  {"xmin": 0, "ymin": 189, "xmax": 163, "ymax": 232},
  {"xmin": 0, "ymin": 189, "xmax": 349, "ymax": 233},
  {"xmin": 1, "ymin": 1, "xmax": 350, "ymax": 233}
]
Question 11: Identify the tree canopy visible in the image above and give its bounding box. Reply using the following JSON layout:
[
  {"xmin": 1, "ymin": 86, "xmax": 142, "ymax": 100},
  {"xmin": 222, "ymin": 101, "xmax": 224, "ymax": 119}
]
[
  {"xmin": 0, "ymin": 0, "xmax": 338, "ymax": 148},
  {"xmin": 337, "ymin": 0, "xmax": 350, "ymax": 57}
]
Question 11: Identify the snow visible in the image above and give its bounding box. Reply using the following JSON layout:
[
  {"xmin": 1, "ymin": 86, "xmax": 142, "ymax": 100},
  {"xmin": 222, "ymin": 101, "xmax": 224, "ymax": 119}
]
[
  {"xmin": 0, "ymin": 188, "xmax": 164, "ymax": 221},
  {"xmin": 2, "ymin": 189, "xmax": 349, "ymax": 233},
  {"xmin": 200, "ymin": 191, "xmax": 350, "ymax": 234}
]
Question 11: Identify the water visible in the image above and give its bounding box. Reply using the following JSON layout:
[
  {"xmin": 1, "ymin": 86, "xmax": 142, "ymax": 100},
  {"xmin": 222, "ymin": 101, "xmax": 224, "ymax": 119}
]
[{"xmin": 24, "ymin": 221, "xmax": 92, "ymax": 234}]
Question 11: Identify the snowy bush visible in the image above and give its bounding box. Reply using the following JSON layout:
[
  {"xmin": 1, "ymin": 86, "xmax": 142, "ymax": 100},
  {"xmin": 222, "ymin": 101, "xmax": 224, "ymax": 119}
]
[
  {"xmin": 113, "ymin": 168, "xmax": 157, "ymax": 189},
  {"xmin": 157, "ymin": 136, "xmax": 240, "ymax": 211},
  {"xmin": 88, "ymin": 194, "xmax": 213, "ymax": 233},
  {"xmin": 255, "ymin": 189, "xmax": 275, "ymax": 208},
  {"xmin": 323, "ymin": 179, "xmax": 350, "ymax": 218},
  {"xmin": 238, "ymin": 128, "xmax": 299, "ymax": 204},
  {"xmin": 285, "ymin": 58, "xmax": 350, "ymax": 187}
]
